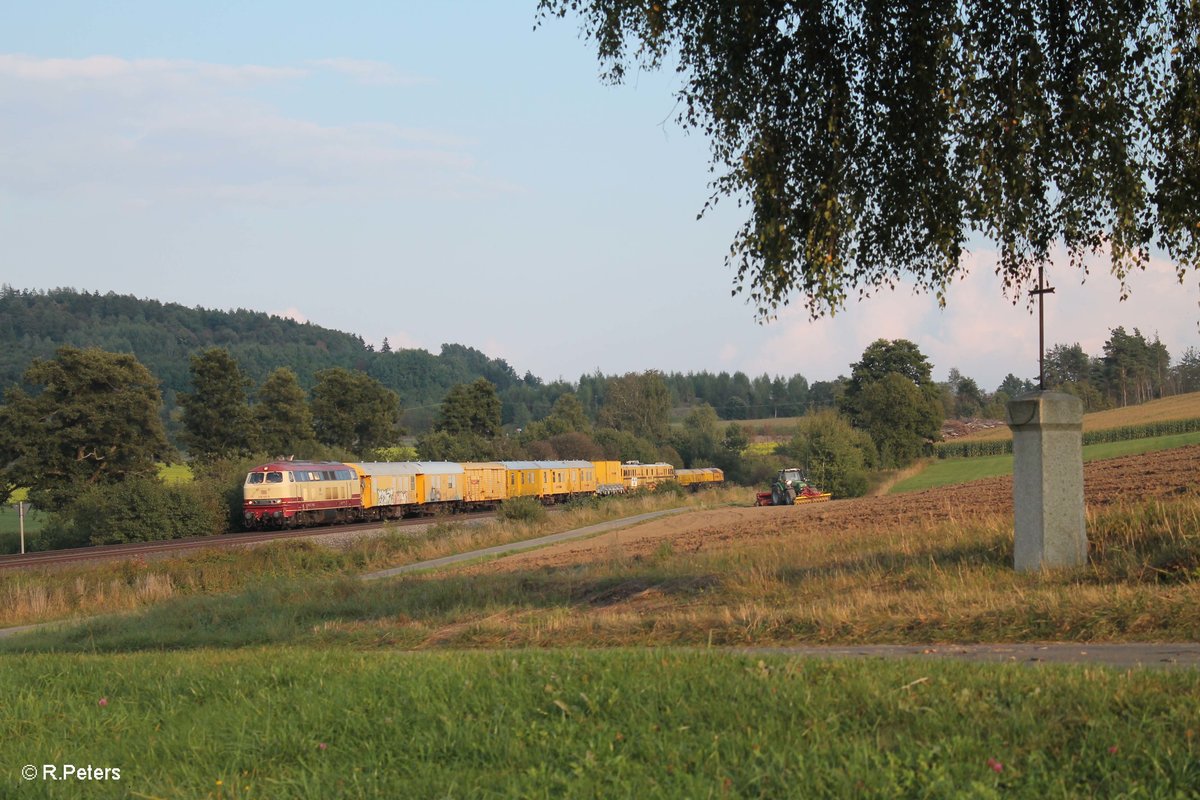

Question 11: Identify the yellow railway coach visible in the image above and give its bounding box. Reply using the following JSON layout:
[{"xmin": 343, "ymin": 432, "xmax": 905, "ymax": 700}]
[
  {"xmin": 501, "ymin": 460, "xmax": 542, "ymax": 499},
  {"xmin": 354, "ymin": 461, "xmax": 464, "ymax": 515},
  {"xmin": 675, "ymin": 467, "xmax": 725, "ymax": 490},
  {"xmin": 621, "ymin": 461, "xmax": 675, "ymax": 491},
  {"xmin": 563, "ymin": 460, "xmax": 598, "ymax": 496},
  {"xmin": 461, "ymin": 462, "xmax": 507, "ymax": 505},
  {"xmin": 592, "ymin": 460, "xmax": 624, "ymax": 495}
]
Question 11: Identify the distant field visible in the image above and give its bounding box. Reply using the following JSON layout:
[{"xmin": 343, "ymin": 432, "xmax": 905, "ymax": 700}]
[
  {"xmin": 159, "ymin": 463, "xmax": 194, "ymax": 484},
  {"xmin": 892, "ymin": 430, "xmax": 1200, "ymax": 493},
  {"xmin": 716, "ymin": 416, "xmax": 805, "ymax": 437},
  {"xmin": 0, "ymin": 505, "xmax": 44, "ymax": 551},
  {"xmin": 954, "ymin": 391, "xmax": 1200, "ymax": 443}
]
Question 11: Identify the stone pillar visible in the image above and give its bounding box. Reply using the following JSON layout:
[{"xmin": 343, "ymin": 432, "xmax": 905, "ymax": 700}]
[{"xmin": 1005, "ymin": 391, "xmax": 1087, "ymax": 572}]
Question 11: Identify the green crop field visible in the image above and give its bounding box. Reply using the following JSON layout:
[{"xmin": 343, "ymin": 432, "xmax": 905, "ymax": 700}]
[{"xmin": 159, "ymin": 463, "xmax": 194, "ymax": 484}]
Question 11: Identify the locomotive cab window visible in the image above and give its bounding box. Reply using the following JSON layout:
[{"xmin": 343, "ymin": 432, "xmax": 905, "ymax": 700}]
[
  {"xmin": 265, "ymin": 472, "xmax": 284, "ymax": 484},
  {"xmin": 246, "ymin": 473, "xmax": 264, "ymax": 484}
]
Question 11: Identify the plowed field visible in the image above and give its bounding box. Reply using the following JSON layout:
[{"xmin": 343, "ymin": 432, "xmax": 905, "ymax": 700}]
[{"xmin": 471, "ymin": 444, "xmax": 1200, "ymax": 574}]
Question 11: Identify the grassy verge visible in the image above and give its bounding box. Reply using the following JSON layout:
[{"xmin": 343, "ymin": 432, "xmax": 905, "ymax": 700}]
[
  {"xmin": 892, "ymin": 431, "xmax": 1200, "ymax": 494},
  {"xmin": 6, "ymin": 493, "xmax": 1197, "ymax": 653},
  {"xmin": 0, "ymin": 489, "xmax": 744, "ymax": 629},
  {"xmin": 0, "ymin": 648, "xmax": 1195, "ymax": 799}
]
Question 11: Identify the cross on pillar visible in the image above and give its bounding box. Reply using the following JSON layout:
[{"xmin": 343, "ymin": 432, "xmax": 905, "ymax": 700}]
[{"xmin": 1031, "ymin": 265, "xmax": 1056, "ymax": 390}]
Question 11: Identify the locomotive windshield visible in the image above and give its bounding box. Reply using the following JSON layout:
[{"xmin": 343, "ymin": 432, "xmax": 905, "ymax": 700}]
[{"xmin": 246, "ymin": 471, "xmax": 285, "ymax": 484}]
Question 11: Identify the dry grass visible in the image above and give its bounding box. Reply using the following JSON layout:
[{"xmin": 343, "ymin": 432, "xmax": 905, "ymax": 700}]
[
  {"xmin": 0, "ymin": 489, "xmax": 741, "ymax": 629},
  {"xmin": 332, "ymin": 494, "xmax": 1200, "ymax": 649},
  {"xmin": 4, "ymin": 490, "xmax": 1196, "ymax": 653},
  {"xmin": 957, "ymin": 391, "xmax": 1200, "ymax": 442}
]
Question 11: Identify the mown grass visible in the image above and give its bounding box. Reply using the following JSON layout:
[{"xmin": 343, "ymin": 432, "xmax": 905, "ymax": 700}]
[
  {"xmin": 0, "ymin": 648, "xmax": 1196, "ymax": 799},
  {"xmin": 891, "ymin": 431, "xmax": 1200, "ymax": 494},
  {"xmin": 6, "ymin": 492, "xmax": 1197, "ymax": 654},
  {"xmin": 0, "ymin": 489, "xmax": 742, "ymax": 629}
]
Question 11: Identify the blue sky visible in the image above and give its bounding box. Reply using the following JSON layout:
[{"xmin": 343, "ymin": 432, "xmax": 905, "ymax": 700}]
[{"xmin": 2, "ymin": 2, "xmax": 1196, "ymax": 393}]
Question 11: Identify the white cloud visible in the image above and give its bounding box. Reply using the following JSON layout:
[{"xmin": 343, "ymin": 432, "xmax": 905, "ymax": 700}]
[
  {"xmin": 381, "ymin": 331, "xmax": 424, "ymax": 351},
  {"xmin": 0, "ymin": 54, "xmax": 305, "ymax": 85},
  {"xmin": 272, "ymin": 307, "xmax": 308, "ymax": 324},
  {"xmin": 0, "ymin": 53, "xmax": 493, "ymax": 205},
  {"xmin": 740, "ymin": 246, "xmax": 1199, "ymax": 391},
  {"xmin": 310, "ymin": 58, "xmax": 426, "ymax": 86}
]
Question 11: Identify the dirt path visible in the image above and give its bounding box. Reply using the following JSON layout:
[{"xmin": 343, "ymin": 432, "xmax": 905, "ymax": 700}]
[{"xmin": 742, "ymin": 642, "xmax": 1200, "ymax": 669}]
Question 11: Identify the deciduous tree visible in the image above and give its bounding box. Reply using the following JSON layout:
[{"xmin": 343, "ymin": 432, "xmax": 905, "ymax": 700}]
[
  {"xmin": 0, "ymin": 346, "xmax": 173, "ymax": 509},
  {"xmin": 311, "ymin": 368, "xmax": 402, "ymax": 454},
  {"xmin": 437, "ymin": 379, "xmax": 503, "ymax": 438},
  {"xmin": 672, "ymin": 403, "xmax": 721, "ymax": 467},
  {"xmin": 840, "ymin": 339, "xmax": 943, "ymax": 466},
  {"xmin": 597, "ymin": 371, "xmax": 671, "ymax": 442},
  {"xmin": 540, "ymin": 1, "xmax": 1199, "ymax": 317},
  {"xmin": 786, "ymin": 410, "xmax": 876, "ymax": 497}
]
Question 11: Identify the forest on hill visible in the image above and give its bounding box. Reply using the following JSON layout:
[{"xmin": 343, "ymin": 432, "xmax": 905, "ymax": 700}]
[{"xmin": 0, "ymin": 287, "xmax": 824, "ymax": 435}]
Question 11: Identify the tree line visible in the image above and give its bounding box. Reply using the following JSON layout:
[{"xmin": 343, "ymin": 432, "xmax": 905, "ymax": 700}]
[
  {"xmin": 4, "ymin": 323, "xmax": 1196, "ymax": 552},
  {"xmin": 0, "ymin": 287, "xmax": 825, "ymax": 438}
]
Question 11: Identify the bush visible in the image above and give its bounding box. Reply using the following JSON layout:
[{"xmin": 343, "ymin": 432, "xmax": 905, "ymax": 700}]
[
  {"xmin": 657, "ymin": 480, "xmax": 686, "ymax": 498},
  {"xmin": 498, "ymin": 496, "xmax": 547, "ymax": 524},
  {"xmin": 190, "ymin": 455, "xmax": 273, "ymax": 532},
  {"xmin": 38, "ymin": 478, "xmax": 226, "ymax": 549},
  {"xmin": 786, "ymin": 410, "xmax": 876, "ymax": 498}
]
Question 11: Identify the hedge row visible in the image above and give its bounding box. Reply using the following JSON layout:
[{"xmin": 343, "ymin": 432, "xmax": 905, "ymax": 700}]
[{"xmin": 933, "ymin": 417, "xmax": 1200, "ymax": 459}]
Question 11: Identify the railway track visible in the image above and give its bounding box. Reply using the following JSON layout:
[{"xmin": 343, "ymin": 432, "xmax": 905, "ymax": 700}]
[{"xmin": 0, "ymin": 512, "xmax": 497, "ymax": 571}]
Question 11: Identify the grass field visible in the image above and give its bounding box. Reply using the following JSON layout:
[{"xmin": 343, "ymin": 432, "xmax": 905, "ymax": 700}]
[
  {"xmin": 0, "ymin": 503, "xmax": 44, "ymax": 552},
  {"xmin": 2, "ymin": 485, "xmax": 1199, "ymax": 796},
  {"xmin": 952, "ymin": 391, "xmax": 1200, "ymax": 443},
  {"xmin": 892, "ymin": 430, "xmax": 1200, "ymax": 494},
  {"xmin": 0, "ymin": 648, "xmax": 1196, "ymax": 799},
  {"xmin": 2, "ymin": 429, "xmax": 1198, "ymax": 795}
]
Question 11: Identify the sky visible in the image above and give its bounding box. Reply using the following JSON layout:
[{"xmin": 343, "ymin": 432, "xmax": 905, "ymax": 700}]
[{"xmin": 2, "ymin": 1, "xmax": 1197, "ymax": 394}]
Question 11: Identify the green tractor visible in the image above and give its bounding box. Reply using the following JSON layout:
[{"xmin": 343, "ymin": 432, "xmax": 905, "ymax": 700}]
[{"xmin": 755, "ymin": 468, "xmax": 832, "ymax": 506}]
